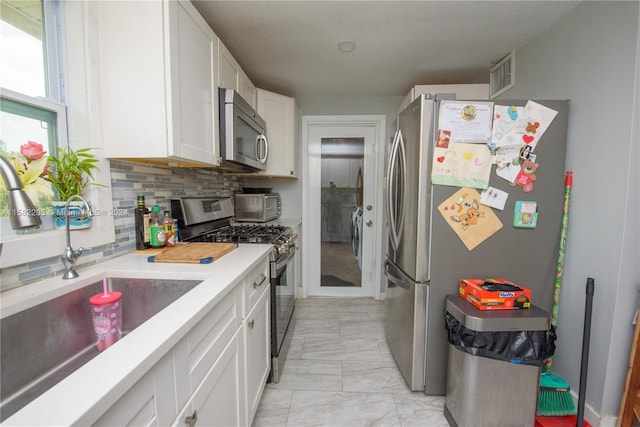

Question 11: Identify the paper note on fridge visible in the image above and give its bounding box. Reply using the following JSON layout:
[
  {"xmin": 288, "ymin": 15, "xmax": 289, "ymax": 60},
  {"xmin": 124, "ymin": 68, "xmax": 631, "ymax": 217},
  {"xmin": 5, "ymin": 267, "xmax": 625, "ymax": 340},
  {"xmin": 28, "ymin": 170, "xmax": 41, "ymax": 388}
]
[
  {"xmin": 438, "ymin": 100, "xmax": 494, "ymax": 143},
  {"xmin": 480, "ymin": 186, "xmax": 509, "ymax": 211},
  {"xmin": 431, "ymin": 142, "xmax": 492, "ymax": 189},
  {"xmin": 491, "ymin": 105, "xmax": 526, "ymax": 149},
  {"xmin": 438, "ymin": 188, "xmax": 503, "ymax": 251},
  {"xmin": 521, "ymin": 101, "xmax": 558, "ymax": 150}
]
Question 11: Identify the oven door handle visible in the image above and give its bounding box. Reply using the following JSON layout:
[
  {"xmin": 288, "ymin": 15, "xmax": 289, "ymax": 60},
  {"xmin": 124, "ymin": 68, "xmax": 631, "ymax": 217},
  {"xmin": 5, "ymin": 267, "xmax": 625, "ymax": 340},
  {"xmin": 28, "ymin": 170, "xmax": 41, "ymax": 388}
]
[{"xmin": 272, "ymin": 247, "xmax": 295, "ymax": 277}]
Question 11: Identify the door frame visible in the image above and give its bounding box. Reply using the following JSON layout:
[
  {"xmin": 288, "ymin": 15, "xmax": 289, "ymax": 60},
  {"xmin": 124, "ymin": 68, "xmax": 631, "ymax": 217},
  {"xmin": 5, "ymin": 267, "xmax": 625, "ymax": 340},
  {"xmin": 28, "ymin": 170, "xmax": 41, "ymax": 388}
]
[{"xmin": 301, "ymin": 115, "xmax": 386, "ymax": 299}]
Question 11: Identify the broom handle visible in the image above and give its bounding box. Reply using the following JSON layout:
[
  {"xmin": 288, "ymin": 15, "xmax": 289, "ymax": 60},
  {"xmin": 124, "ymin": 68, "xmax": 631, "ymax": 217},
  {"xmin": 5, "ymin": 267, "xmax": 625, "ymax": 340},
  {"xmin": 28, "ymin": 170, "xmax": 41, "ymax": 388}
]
[
  {"xmin": 545, "ymin": 171, "xmax": 573, "ymax": 373},
  {"xmin": 576, "ymin": 278, "xmax": 595, "ymax": 427}
]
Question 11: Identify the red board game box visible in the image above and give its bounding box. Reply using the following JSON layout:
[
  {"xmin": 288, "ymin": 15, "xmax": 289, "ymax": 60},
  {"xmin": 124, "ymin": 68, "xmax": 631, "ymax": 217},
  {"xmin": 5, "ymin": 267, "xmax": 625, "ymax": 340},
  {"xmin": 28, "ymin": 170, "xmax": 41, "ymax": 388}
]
[{"xmin": 459, "ymin": 278, "xmax": 532, "ymax": 310}]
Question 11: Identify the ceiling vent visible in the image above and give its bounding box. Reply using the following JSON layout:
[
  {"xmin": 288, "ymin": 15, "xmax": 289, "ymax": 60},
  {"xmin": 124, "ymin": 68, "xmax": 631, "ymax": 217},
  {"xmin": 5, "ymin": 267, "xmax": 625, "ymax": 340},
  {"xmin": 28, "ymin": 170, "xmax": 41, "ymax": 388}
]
[{"xmin": 489, "ymin": 51, "xmax": 515, "ymax": 99}]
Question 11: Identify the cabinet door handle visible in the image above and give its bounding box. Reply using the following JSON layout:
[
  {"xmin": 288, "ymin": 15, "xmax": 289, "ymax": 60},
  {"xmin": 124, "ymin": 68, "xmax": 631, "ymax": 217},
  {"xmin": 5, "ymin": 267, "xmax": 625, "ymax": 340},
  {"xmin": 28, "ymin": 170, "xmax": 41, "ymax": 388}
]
[
  {"xmin": 253, "ymin": 273, "xmax": 266, "ymax": 289},
  {"xmin": 248, "ymin": 319, "xmax": 255, "ymax": 329},
  {"xmin": 185, "ymin": 410, "xmax": 198, "ymax": 427}
]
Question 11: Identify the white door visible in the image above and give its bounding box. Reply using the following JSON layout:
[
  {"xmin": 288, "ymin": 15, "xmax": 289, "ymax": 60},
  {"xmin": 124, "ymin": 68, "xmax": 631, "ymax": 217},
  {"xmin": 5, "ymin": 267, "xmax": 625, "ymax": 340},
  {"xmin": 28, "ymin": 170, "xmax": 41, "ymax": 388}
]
[{"xmin": 303, "ymin": 116, "xmax": 385, "ymax": 298}]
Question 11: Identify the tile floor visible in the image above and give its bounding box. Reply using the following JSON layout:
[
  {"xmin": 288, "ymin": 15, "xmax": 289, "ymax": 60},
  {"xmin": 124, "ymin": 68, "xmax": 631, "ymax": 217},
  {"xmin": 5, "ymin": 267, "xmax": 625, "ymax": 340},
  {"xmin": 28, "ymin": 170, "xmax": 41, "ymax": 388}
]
[{"xmin": 252, "ymin": 297, "xmax": 450, "ymax": 427}]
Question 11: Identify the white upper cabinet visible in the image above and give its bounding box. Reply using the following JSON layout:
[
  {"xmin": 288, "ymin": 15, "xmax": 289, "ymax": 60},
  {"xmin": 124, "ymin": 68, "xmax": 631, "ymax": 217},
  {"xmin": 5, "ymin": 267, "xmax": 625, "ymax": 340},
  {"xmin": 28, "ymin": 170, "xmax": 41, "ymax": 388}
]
[
  {"xmin": 398, "ymin": 84, "xmax": 489, "ymax": 115},
  {"xmin": 256, "ymin": 88, "xmax": 299, "ymax": 178},
  {"xmin": 218, "ymin": 40, "xmax": 257, "ymax": 109},
  {"xmin": 239, "ymin": 74, "xmax": 258, "ymax": 110},
  {"xmin": 98, "ymin": 0, "xmax": 220, "ymax": 166}
]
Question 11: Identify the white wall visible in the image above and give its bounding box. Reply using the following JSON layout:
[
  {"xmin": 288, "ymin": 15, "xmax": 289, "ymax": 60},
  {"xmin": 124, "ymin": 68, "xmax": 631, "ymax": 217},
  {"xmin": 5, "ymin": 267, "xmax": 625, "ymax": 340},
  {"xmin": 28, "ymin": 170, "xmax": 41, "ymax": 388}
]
[{"xmin": 499, "ymin": 1, "xmax": 640, "ymax": 420}]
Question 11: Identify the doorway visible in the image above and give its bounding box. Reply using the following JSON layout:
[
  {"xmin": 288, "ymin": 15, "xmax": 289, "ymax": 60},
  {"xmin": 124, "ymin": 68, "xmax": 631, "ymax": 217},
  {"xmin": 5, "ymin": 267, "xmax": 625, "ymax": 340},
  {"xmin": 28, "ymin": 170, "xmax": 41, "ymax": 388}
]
[
  {"xmin": 321, "ymin": 137, "xmax": 364, "ymax": 288},
  {"xmin": 302, "ymin": 116, "xmax": 386, "ymax": 298}
]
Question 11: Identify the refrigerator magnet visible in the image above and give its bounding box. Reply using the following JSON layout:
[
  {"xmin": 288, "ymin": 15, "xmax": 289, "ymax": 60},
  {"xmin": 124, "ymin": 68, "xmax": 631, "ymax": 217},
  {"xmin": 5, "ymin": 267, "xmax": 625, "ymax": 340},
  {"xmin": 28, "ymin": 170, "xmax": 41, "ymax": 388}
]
[
  {"xmin": 513, "ymin": 201, "xmax": 538, "ymax": 228},
  {"xmin": 510, "ymin": 158, "xmax": 539, "ymax": 192}
]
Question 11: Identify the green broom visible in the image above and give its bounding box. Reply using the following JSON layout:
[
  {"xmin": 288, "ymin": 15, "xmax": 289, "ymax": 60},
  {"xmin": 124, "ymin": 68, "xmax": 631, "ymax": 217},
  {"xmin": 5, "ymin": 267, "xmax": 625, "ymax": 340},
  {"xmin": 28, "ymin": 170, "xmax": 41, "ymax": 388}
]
[
  {"xmin": 538, "ymin": 372, "xmax": 576, "ymax": 416},
  {"xmin": 537, "ymin": 171, "xmax": 576, "ymax": 416}
]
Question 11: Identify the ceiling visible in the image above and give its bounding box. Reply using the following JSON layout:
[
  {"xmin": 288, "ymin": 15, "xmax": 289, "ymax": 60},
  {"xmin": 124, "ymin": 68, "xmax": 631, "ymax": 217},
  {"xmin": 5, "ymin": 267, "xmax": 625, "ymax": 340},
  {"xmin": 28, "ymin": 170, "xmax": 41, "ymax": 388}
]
[{"xmin": 192, "ymin": 1, "xmax": 580, "ymax": 98}]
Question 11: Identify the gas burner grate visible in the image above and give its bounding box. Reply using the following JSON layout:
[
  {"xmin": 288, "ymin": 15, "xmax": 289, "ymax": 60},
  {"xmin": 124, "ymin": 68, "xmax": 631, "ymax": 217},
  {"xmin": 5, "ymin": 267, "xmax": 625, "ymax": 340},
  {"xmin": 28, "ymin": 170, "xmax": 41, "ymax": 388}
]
[{"xmin": 199, "ymin": 225, "xmax": 288, "ymax": 244}]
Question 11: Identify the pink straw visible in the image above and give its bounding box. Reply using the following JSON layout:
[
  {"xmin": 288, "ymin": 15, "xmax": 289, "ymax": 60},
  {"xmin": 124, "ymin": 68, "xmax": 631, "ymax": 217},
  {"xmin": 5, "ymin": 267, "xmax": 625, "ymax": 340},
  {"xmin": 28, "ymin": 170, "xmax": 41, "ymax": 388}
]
[{"xmin": 102, "ymin": 278, "xmax": 108, "ymax": 297}]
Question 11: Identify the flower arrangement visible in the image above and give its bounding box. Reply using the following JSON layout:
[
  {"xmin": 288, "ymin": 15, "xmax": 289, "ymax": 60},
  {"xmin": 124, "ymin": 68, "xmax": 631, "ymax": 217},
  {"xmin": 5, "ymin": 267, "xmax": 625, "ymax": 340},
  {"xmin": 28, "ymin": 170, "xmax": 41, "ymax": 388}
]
[
  {"xmin": 1, "ymin": 142, "xmax": 103, "ymax": 223},
  {"xmin": 0, "ymin": 141, "xmax": 54, "ymax": 215}
]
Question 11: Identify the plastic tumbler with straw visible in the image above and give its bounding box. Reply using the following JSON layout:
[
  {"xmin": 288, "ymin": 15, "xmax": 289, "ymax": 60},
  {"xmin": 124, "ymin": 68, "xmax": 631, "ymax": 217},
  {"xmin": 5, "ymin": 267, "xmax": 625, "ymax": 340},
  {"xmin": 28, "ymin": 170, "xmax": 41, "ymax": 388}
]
[{"xmin": 89, "ymin": 278, "xmax": 122, "ymax": 351}]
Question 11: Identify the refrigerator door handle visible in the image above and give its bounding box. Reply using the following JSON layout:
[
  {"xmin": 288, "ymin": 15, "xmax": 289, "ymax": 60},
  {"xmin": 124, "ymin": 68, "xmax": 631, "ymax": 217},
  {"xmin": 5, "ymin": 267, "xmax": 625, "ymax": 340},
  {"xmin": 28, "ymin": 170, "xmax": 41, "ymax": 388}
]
[
  {"xmin": 387, "ymin": 129, "xmax": 401, "ymax": 251},
  {"xmin": 395, "ymin": 128, "xmax": 407, "ymax": 240},
  {"xmin": 384, "ymin": 259, "xmax": 410, "ymax": 290}
]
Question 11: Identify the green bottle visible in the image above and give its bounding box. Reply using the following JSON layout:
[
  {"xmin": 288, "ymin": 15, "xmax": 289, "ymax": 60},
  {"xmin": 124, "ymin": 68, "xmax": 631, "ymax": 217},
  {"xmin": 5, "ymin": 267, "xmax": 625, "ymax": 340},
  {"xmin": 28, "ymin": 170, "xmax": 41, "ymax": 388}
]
[
  {"xmin": 150, "ymin": 205, "xmax": 166, "ymax": 247},
  {"xmin": 134, "ymin": 196, "xmax": 150, "ymax": 249}
]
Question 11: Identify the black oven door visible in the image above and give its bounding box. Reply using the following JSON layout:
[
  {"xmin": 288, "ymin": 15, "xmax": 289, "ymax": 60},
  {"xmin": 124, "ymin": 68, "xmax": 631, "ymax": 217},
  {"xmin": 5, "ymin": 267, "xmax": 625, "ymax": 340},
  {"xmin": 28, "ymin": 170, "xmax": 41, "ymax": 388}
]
[{"xmin": 270, "ymin": 248, "xmax": 295, "ymax": 361}]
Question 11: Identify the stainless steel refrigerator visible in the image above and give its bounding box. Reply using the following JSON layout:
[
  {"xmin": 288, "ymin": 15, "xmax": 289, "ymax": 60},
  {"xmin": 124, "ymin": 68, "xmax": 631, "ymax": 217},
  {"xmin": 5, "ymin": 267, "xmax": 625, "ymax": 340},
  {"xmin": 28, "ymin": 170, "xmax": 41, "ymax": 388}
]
[{"xmin": 384, "ymin": 95, "xmax": 569, "ymax": 394}]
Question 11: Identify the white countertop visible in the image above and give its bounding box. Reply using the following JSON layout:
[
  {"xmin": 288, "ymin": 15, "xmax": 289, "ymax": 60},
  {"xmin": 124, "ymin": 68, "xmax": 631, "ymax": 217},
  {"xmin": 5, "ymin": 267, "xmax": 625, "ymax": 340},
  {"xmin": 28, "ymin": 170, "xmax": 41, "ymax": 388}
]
[{"xmin": 1, "ymin": 243, "xmax": 273, "ymax": 426}]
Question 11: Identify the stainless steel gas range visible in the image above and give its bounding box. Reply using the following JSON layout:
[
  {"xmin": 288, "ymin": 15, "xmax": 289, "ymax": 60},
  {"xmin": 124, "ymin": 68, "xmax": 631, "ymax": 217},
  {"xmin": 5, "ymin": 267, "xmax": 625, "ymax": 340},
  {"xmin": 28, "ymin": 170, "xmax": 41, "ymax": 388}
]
[{"xmin": 171, "ymin": 197, "xmax": 296, "ymax": 383}]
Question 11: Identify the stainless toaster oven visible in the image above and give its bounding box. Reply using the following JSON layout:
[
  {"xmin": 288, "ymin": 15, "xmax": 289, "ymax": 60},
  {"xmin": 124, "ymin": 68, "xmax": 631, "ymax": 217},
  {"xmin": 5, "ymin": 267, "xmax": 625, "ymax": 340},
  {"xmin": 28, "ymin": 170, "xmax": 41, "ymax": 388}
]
[{"xmin": 234, "ymin": 193, "xmax": 281, "ymax": 222}]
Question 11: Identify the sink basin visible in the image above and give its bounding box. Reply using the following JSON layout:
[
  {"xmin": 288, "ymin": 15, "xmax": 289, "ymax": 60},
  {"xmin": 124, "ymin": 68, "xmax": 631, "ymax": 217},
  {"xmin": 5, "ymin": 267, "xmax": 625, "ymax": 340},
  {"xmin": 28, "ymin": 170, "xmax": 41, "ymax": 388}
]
[{"xmin": 0, "ymin": 277, "xmax": 202, "ymax": 421}]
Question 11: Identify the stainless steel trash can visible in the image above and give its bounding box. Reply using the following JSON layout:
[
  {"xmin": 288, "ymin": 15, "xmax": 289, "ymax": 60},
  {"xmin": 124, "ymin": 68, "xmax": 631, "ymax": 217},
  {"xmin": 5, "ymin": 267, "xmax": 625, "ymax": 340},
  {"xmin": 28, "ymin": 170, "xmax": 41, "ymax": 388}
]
[{"xmin": 443, "ymin": 295, "xmax": 550, "ymax": 427}]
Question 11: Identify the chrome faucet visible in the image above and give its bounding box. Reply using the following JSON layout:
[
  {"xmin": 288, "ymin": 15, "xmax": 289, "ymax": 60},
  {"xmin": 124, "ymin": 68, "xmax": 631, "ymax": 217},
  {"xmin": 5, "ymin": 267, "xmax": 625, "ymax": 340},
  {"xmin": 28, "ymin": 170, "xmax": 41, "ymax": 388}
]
[
  {"xmin": 0, "ymin": 156, "xmax": 42, "ymax": 230},
  {"xmin": 62, "ymin": 195, "xmax": 91, "ymax": 279}
]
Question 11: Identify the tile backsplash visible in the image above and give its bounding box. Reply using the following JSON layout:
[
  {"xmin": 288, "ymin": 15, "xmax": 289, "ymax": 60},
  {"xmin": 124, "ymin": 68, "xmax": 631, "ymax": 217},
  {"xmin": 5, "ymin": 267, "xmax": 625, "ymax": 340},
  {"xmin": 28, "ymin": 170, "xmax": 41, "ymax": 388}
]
[{"xmin": 1, "ymin": 160, "xmax": 242, "ymax": 291}]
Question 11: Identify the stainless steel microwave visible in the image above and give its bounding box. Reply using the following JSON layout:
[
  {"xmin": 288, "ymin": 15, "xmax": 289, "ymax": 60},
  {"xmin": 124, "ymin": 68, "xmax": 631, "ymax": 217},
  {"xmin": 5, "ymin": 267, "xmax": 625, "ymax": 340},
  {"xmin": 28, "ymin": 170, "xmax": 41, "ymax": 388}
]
[
  {"xmin": 234, "ymin": 193, "xmax": 281, "ymax": 222},
  {"xmin": 219, "ymin": 88, "xmax": 268, "ymax": 171}
]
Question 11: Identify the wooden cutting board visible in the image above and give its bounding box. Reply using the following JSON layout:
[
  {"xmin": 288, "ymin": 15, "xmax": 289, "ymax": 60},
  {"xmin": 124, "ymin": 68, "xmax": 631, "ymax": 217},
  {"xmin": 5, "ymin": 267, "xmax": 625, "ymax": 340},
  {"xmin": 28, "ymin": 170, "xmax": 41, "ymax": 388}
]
[{"xmin": 146, "ymin": 242, "xmax": 237, "ymax": 264}]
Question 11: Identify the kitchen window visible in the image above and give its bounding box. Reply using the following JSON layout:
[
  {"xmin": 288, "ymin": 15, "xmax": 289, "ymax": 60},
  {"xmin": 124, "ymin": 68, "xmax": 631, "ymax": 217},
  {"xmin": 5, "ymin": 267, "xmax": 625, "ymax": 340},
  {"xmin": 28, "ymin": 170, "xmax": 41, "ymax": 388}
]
[
  {"xmin": 1, "ymin": 0, "xmax": 66, "ymax": 218},
  {"xmin": 0, "ymin": 1, "xmax": 116, "ymax": 274}
]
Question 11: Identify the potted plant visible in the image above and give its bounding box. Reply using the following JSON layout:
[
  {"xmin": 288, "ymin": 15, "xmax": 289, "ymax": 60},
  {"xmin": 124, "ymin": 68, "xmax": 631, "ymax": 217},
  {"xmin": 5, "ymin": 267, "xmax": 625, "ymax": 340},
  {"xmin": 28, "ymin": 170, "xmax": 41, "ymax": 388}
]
[{"xmin": 46, "ymin": 145, "xmax": 103, "ymax": 230}]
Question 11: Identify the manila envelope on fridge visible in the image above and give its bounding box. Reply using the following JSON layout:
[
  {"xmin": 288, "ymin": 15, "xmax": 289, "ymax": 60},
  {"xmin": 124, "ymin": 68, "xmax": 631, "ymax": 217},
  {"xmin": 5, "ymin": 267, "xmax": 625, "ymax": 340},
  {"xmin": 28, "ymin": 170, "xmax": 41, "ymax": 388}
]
[{"xmin": 437, "ymin": 188, "xmax": 503, "ymax": 251}]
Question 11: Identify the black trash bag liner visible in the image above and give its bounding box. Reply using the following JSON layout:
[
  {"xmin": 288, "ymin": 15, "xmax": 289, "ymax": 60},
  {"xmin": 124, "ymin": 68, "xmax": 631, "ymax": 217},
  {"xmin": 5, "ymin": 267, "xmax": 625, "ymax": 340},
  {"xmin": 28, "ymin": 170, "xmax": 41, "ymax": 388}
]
[{"xmin": 444, "ymin": 311, "xmax": 556, "ymax": 366}]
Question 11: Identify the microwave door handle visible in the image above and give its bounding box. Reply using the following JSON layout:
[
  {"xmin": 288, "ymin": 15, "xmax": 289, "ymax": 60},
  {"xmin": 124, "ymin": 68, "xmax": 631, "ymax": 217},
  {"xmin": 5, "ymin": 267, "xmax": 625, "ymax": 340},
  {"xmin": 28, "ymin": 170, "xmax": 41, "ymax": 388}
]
[
  {"xmin": 256, "ymin": 135, "xmax": 268, "ymax": 164},
  {"xmin": 262, "ymin": 135, "xmax": 269, "ymax": 163}
]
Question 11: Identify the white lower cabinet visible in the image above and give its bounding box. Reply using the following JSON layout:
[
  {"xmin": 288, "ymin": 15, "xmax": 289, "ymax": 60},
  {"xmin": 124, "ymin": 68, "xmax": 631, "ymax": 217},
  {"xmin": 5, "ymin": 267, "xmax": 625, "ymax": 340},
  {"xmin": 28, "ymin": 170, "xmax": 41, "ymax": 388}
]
[
  {"xmin": 173, "ymin": 330, "xmax": 245, "ymax": 427},
  {"xmin": 97, "ymin": 255, "xmax": 271, "ymax": 427},
  {"xmin": 173, "ymin": 285, "xmax": 245, "ymax": 427},
  {"xmin": 241, "ymin": 259, "xmax": 271, "ymax": 424},
  {"xmin": 244, "ymin": 285, "xmax": 270, "ymax": 422},
  {"xmin": 94, "ymin": 352, "xmax": 177, "ymax": 426}
]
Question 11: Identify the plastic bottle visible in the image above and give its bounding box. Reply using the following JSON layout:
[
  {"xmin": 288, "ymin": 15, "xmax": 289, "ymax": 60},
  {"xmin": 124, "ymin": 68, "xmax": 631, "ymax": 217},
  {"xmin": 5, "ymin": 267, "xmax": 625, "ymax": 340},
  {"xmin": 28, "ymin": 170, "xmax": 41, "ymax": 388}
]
[
  {"xmin": 163, "ymin": 210, "xmax": 175, "ymax": 247},
  {"xmin": 150, "ymin": 205, "xmax": 166, "ymax": 247},
  {"xmin": 134, "ymin": 196, "xmax": 150, "ymax": 249}
]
